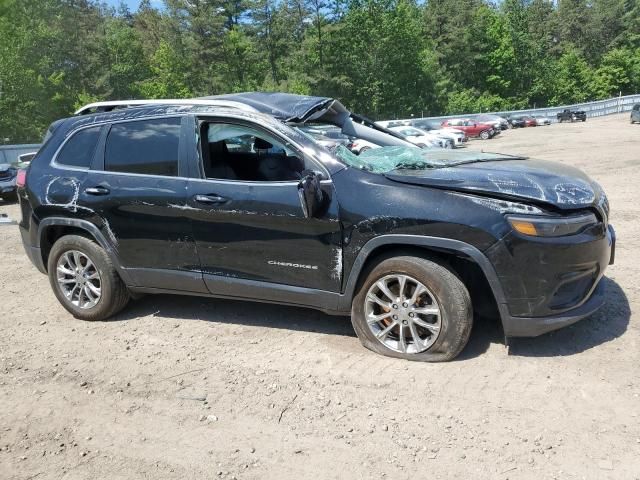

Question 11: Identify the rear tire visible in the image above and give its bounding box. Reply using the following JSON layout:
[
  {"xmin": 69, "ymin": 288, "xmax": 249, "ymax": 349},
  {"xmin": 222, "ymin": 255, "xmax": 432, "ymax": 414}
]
[
  {"xmin": 351, "ymin": 256, "xmax": 473, "ymax": 362},
  {"xmin": 47, "ymin": 235, "xmax": 130, "ymax": 321}
]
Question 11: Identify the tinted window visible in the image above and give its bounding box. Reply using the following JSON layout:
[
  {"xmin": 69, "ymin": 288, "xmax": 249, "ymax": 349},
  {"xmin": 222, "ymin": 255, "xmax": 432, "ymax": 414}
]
[
  {"xmin": 56, "ymin": 126, "xmax": 102, "ymax": 168},
  {"xmin": 105, "ymin": 118, "xmax": 181, "ymax": 176},
  {"xmin": 200, "ymin": 122, "xmax": 310, "ymax": 181}
]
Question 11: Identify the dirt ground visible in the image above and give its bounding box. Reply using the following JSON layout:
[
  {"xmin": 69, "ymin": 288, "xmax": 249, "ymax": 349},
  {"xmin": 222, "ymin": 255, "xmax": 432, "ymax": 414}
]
[{"xmin": 1, "ymin": 114, "xmax": 638, "ymax": 480}]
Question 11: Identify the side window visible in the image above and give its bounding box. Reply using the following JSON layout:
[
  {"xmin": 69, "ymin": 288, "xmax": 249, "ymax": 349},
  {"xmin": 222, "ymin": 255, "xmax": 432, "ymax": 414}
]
[
  {"xmin": 104, "ymin": 117, "xmax": 181, "ymax": 176},
  {"xmin": 56, "ymin": 126, "xmax": 102, "ymax": 168},
  {"xmin": 200, "ymin": 122, "xmax": 310, "ymax": 182}
]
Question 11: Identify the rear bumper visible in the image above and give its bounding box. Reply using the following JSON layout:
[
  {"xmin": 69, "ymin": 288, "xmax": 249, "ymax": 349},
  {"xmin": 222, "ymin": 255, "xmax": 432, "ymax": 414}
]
[
  {"xmin": 502, "ymin": 278, "xmax": 606, "ymax": 337},
  {"xmin": 20, "ymin": 224, "xmax": 46, "ymax": 273}
]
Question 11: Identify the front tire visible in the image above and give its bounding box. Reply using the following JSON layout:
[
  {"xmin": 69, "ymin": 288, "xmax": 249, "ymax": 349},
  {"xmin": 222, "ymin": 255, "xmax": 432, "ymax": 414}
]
[
  {"xmin": 47, "ymin": 235, "xmax": 130, "ymax": 321},
  {"xmin": 479, "ymin": 130, "xmax": 490, "ymax": 140},
  {"xmin": 351, "ymin": 256, "xmax": 473, "ymax": 362}
]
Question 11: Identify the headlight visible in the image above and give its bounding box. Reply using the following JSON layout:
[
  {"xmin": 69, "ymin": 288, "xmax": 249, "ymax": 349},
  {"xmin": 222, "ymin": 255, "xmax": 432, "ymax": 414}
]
[{"xmin": 507, "ymin": 213, "xmax": 598, "ymax": 237}]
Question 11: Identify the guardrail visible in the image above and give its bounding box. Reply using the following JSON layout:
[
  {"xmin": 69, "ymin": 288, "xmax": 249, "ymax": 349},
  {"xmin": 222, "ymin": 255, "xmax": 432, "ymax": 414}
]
[{"xmin": 390, "ymin": 93, "xmax": 640, "ymax": 125}]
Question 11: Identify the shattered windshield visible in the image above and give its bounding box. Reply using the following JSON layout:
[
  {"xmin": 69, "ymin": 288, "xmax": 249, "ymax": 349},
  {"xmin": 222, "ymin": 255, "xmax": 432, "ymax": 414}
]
[{"xmin": 335, "ymin": 145, "xmax": 523, "ymax": 173}]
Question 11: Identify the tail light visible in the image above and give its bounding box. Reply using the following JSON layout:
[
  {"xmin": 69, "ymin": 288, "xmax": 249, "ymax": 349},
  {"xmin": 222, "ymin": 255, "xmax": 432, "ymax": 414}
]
[{"xmin": 16, "ymin": 169, "xmax": 27, "ymax": 188}]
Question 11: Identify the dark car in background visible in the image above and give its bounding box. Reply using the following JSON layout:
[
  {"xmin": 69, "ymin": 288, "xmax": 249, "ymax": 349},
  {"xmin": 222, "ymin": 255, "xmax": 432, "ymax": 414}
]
[
  {"xmin": 630, "ymin": 104, "xmax": 640, "ymax": 124},
  {"xmin": 557, "ymin": 109, "xmax": 587, "ymax": 122},
  {"xmin": 507, "ymin": 116, "xmax": 526, "ymax": 128},
  {"xmin": 18, "ymin": 93, "xmax": 614, "ymax": 362},
  {"xmin": 0, "ymin": 144, "xmax": 40, "ymax": 201}
]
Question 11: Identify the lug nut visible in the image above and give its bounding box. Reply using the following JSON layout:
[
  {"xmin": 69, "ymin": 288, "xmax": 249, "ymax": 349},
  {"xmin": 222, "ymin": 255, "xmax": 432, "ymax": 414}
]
[
  {"xmin": 409, "ymin": 312, "xmax": 415, "ymax": 318},
  {"xmin": 392, "ymin": 315, "xmax": 398, "ymax": 320},
  {"xmin": 392, "ymin": 304, "xmax": 398, "ymax": 309},
  {"xmin": 402, "ymin": 303, "xmax": 408, "ymax": 308}
]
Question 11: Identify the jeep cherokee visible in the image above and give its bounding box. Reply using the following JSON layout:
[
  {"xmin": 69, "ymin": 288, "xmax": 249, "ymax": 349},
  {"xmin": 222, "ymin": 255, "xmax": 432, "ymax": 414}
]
[{"xmin": 17, "ymin": 93, "xmax": 615, "ymax": 361}]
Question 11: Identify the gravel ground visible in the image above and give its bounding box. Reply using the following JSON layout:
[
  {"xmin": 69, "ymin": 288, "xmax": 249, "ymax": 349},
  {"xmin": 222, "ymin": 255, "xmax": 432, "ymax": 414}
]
[{"xmin": 1, "ymin": 114, "xmax": 638, "ymax": 479}]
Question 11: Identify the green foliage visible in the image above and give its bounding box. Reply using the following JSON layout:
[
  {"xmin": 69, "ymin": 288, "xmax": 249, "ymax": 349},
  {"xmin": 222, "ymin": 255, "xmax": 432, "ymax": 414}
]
[{"xmin": 1, "ymin": 0, "xmax": 640, "ymax": 143}]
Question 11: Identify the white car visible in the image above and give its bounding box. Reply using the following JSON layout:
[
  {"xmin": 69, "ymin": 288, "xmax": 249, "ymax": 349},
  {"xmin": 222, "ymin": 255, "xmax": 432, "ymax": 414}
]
[
  {"xmin": 408, "ymin": 121, "xmax": 467, "ymax": 146},
  {"xmin": 389, "ymin": 125, "xmax": 454, "ymax": 149},
  {"xmin": 350, "ymin": 138, "xmax": 380, "ymax": 154},
  {"xmin": 533, "ymin": 115, "xmax": 551, "ymax": 126}
]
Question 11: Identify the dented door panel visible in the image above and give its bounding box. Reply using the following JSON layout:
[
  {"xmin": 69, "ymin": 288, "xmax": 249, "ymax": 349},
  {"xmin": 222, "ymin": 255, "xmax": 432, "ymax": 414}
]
[{"xmin": 186, "ymin": 179, "xmax": 343, "ymax": 293}]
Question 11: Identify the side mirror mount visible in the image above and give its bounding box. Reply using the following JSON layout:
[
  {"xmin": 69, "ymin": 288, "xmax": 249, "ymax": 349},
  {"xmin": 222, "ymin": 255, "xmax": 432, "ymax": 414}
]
[{"xmin": 297, "ymin": 170, "xmax": 324, "ymax": 218}]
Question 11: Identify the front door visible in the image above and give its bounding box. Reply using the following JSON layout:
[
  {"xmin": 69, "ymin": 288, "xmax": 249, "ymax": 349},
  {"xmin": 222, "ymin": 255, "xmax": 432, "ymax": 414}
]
[{"xmin": 186, "ymin": 119, "xmax": 343, "ymax": 293}]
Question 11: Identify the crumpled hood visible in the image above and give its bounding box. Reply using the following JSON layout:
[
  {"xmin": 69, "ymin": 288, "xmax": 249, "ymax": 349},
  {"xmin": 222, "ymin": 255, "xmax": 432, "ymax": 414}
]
[
  {"xmin": 205, "ymin": 92, "xmax": 338, "ymax": 123},
  {"xmin": 384, "ymin": 158, "xmax": 600, "ymax": 209}
]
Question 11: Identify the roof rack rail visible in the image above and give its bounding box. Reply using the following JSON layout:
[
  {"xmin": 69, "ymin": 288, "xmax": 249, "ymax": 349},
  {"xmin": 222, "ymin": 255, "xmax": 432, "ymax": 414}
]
[{"xmin": 74, "ymin": 98, "xmax": 259, "ymax": 116}]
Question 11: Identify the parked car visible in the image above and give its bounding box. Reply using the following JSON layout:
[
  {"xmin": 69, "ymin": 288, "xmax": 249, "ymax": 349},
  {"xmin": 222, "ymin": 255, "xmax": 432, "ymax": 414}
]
[
  {"xmin": 350, "ymin": 138, "xmax": 379, "ymax": 154},
  {"xmin": 557, "ymin": 109, "xmax": 587, "ymax": 122},
  {"xmin": 389, "ymin": 125, "xmax": 453, "ymax": 149},
  {"xmin": 19, "ymin": 93, "xmax": 615, "ymax": 362},
  {"xmin": 630, "ymin": 104, "xmax": 640, "ymax": 124},
  {"xmin": 441, "ymin": 119, "xmax": 497, "ymax": 140},
  {"xmin": 0, "ymin": 144, "xmax": 40, "ymax": 201},
  {"xmin": 506, "ymin": 116, "xmax": 526, "ymax": 128},
  {"xmin": 532, "ymin": 115, "xmax": 551, "ymax": 126},
  {"xmin": 410, "ymin": 120, "xmax": 467, "ymax": 146},
  {"xmin": 473, "ymin": 114, "xmax": 509, "ymax": 131}
]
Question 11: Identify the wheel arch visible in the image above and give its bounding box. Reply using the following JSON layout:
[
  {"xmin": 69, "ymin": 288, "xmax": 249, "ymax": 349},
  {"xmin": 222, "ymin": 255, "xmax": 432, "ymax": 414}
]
[
  {"xmin": 37, "ymin": 217, "xmax": 129, "ymax": 282},
  {"xmin": 341, "ymin": 235, "xmax": 510, "ymax": 328}
]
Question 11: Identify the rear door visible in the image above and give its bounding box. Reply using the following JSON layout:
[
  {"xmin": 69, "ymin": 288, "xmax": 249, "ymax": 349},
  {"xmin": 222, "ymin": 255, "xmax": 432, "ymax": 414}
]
[
  {"xmin": 82, "ymin": 116, "xmax": 205, "ymax": 293},
  {"xmin": 185, "ymin": 116, "xmax": 343, "ymax": 294}
]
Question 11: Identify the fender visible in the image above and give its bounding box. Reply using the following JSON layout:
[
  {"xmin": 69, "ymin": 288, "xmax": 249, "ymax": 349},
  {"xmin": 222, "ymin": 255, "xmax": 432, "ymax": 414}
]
[
  {"xmin": 339, "ymin": 234, "xmax": 511, "ymax": 325},
  {"xmin": 36, "ymin": 217, "xmax": 133, "ymax": 285}
]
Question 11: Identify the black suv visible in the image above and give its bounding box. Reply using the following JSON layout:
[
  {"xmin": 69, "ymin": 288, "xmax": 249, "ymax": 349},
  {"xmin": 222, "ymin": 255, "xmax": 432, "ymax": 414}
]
[
  {"xmin": 18, "ymin": 93, "xmax": 615, "ymax": 361},
  {"xmin": 557, "ymin": 109, "xmax": 587, "ymax": 122}
]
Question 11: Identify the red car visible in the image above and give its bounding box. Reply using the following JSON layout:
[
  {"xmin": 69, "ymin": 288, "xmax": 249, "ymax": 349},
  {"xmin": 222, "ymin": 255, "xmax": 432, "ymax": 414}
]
[{"xmin": 441, "ymin": 119, "xmax": 497, "ymax": 140}]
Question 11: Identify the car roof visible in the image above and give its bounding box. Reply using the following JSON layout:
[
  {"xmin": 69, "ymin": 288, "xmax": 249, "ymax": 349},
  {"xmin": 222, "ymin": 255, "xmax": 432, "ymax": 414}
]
[{"xmin": 59, "ymin": 104, "xmax": 280, "ymax": 138}]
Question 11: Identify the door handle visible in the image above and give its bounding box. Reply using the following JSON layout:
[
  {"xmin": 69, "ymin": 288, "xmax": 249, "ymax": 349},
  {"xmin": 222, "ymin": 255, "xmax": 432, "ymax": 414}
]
[
  {"xmin": 194, "ymin": 194, "xmax": 228, "ymax": 204},
  {"xmin": 84, "ymin": 186, "xmax": 110, "ymax": 196}
]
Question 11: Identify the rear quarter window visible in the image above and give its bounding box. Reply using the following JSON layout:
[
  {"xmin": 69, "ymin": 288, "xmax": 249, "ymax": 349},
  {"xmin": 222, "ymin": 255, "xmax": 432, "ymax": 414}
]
[
  {"xmin": 104, "ymin": 117, "xmax": 181, "ymax": 177},
  {"xmin": 56, "ymin": 126, "xmax": 102, "ymax": 168}
]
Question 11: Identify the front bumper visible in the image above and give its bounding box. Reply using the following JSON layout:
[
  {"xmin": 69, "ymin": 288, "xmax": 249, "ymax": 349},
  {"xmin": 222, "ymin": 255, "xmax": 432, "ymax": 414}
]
[
  {"xmin": 502, "ymin": 277, "xmax": 606, "ymax": 336},
  {"xmin": 488, "ymin": 223, "xmax": 615, "ymax": 337},
  {"xmin": 0, "ymin": 178, "xmax": 16, "ymax": 194}
]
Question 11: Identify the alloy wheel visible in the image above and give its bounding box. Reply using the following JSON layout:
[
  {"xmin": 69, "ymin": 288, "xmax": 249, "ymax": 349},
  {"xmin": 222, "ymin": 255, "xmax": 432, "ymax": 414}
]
[
  {"xmin": 56, "ymin": 250, "xmax": 102, "ymax": 309},
  {"xmin": 364, "ymin": 274, "xmax": 441, "ymax": 354}
]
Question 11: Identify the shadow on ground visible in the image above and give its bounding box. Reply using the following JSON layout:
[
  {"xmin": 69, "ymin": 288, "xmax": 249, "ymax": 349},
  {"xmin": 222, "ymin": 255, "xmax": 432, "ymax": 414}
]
[
  {"xmin": 508, "ymin": 277, "xmax": 629, "ymax": 357},
  {"xmin": 113, "ymin": 293, "xmax": 357, "ymax": 337},
  {"xmin": 109, "ymin": 277, "xmax": 628, "ymax": 359}
]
